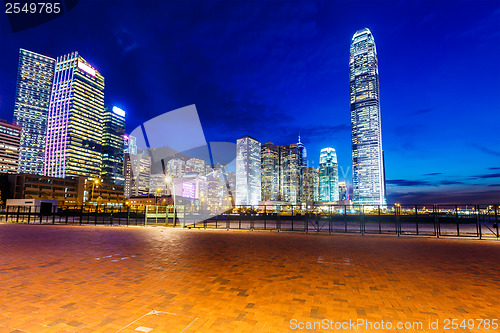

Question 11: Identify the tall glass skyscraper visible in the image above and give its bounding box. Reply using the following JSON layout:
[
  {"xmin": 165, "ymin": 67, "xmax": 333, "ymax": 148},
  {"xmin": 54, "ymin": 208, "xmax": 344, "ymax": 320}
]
[
  {"xmin": 319, "ymin": 148, "xmax": 339, "ymax": 202},
  {"xmin": 350, "ymin": 28, "xmax": 386, "ymax": 205},
  {"xmin": 102, "ymin": 106, "xmax": 125, "ymax": 185},
  {"xmin": 44, "ymin": 52, "xmax": 105, "ymax": 178},
  {"xmin": 236, "ymin": 135, "xmax": 261, "ymax": 206},
  {"xmin": 13, "ymin": 49, "xmax": 55, "ymax": 175},
  {"xmin": 261, "ymin": 142, "xmax": 280, "ymax": 201}
]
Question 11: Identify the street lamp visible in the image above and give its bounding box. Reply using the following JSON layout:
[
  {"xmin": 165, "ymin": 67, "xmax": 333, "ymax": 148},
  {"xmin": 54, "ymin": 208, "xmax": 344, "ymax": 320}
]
[{"xmin": 91, "ymin": 179, "xmax": 100, "ymax": 203}]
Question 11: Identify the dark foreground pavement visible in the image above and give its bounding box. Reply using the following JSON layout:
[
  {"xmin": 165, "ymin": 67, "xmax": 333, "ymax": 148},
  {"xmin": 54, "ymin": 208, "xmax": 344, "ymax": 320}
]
[{"xmin": 0, "ymin": 224, "xmax": 499, "ymax": 332}]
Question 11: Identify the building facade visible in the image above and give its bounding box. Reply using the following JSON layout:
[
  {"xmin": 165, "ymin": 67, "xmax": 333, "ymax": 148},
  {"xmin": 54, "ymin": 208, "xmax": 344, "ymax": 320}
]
[
  {"xmin": 0, "ymin": 121, "xmax": 22, "ymax": 174},
  {"xmin": 44, "ymin": 52, "xmax": 105, "ymax": 179},
  {"xmin": 350, "ymin": 28, "xmax": 386, "ymax": 205},
  {"xmin": 302, "ymin": 167, "xmax": 319, "ymax": 202},
  {"xmin": 319, "ymin": 148, "xmax": 339, "ymax": 202},
  {"xmin": 13, "ymin": 49, "xmax": 55, "ymax": 175},
  {"xmin": 7, "ymin": 174, "xmax": 123, "ymax": 206},
  {"xmin": 261, "ymin": 142, "xmax": 280, "ymax": 201},
  {"xmin": 124, "ymin": 150, "xmax": 151, "ymax": 198},
  {"xmin": 102, "ymin": 106, "xmax": 125, "ymax": 185},
  {"xmin": 280, "ymin": 140, "xmax": 307, "ymax": 205},
  {"xmin": 236, "ymin": 135, "xmax": 261, "ymax": 206}
]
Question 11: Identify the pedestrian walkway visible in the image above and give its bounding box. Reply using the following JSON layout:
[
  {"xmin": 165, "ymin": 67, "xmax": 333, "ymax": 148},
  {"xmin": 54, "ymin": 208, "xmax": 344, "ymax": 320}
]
[{"xmin": 0, "ymin": 224, "xmax": 498, "ymax": 332}]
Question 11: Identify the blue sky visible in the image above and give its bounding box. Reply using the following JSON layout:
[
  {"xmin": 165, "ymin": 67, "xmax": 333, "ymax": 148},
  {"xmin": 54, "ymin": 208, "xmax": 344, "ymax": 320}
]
[{"xmin": 0, "ymin": 0, "xmax": 499, "ymax": 203}]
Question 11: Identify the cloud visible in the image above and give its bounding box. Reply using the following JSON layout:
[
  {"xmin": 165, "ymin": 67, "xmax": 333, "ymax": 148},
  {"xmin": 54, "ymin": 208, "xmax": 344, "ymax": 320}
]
[
  {"xmin": 472, "ymin": 173, "xmax": 500, "ymax": 179},
  {"xmin": 386, "ymin": 179, "xmax": 431, "ymax": 187},
  {"xmin": 387, "ymin": 178, "xmax": 465, "ymax": 187},
  {"xmin": 411, "ymin": 108, "xmax": 432, "ymax": 115},
  {"xmin": 388, "ymin": 188, "xmax": 500, "ymax": 204},
  {"xmin": 423, "ymin": 172, "xmax": 442, "ymax": 176},
  {"xmin": 473, "ymin": 145, "xmax": 500, "ymax": 157},
  {"xmin": 489, "ymin": 167, "xmax": 500, "ymax": 170},
  {"xmin": 439, "ymin": 180, "xmax": 464, "ymax": 185}
]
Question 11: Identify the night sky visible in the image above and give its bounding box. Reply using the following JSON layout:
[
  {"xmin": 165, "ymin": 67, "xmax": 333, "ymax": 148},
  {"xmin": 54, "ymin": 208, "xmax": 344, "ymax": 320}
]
[{"xmin": 1, "ymin": 0, "xmax": 499, "ymax": 204}]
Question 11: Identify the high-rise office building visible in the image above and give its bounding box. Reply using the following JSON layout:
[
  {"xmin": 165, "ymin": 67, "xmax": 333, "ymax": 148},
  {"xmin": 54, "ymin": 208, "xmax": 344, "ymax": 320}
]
[
  {"xmin": 186, "ymin": 158, "xmax": 206, "ymax": 175},
  {"xmin": 125, "ymin": 150, "xmax": 151, "ymax": 198},
  {"xmin": 236, "ymin": 135, "xmax": 261, "ymax": 206},
  {"xmin": 13, "ymin": 49, "xmax": 55, "ymax": 175},
  {"xmin": 44, "ymin": 52, "xmax": 105, "ymax": 178},
  {"xmin": 319, "ymin": 148, "xmax": 339, "ymax": 201},
  {"xmin": 280, "ymin": 138, "xmax": 307, "ymax": 205},
  {"xmin": 0, "ymin": 121, "xmax": 22, "ymax": 174},
  {"xmin": 261, "ymin": 142, "xmax": 280, "ymax": 201},
  {"xmin": 302, "ymin": 167, "xmax": 319, "ymax": 202},
  {"xmin": 102, "ymin": 106, "xmax": 125, "ymax": 185},
  {"xmin": 167, "ymin": 158, "xmax": 185, "ymax": 178},
  {"xmin": 297, "ymin": 135, "xmax": 307, "ymax": 168},
  {"xmin": 350, "ymin": 28, "xmax": 386, "ymax": 205}
]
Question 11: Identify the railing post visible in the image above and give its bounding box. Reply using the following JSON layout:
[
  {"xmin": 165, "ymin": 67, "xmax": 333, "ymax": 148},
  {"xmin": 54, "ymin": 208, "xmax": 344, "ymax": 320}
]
[
  {"xmin": 27, "ymin": 205, "xmax": 31, "ymax": 224},
  {"xmin": 264, "ymin": 205, "xmax": 267, "ymax": 230},
  {"xmin": 109, "ymin": 206, "xmax": 113, "ymax": 226},
  {"xmin": 361, "ymin": 205, "xmax": 364, "ymax": 235},
  {"xmin": 477, "ymin": 204, "xmax": 481, "ymax": 240},
  {"xmin": 329, "ymin": 205, "xmax": 332, "ymax": 234},
  {"xmin": 495, "ymin": 205, "xmax": 499, "ymax": 238},
  {"xmin": 344, "ymin": 205, "xmax": 347, "ymax": 233},
  {"xmin": 378, "ymin": 205, "xmax": 381, "ymax": 234},
  {"xmin": 95, "ymin": 206, "xmax": 98, "ymax": 225},
  {"xmin": 127, "ymin": 206, "xmax": 130, "ymax": 226},
  {"xmin": 183, "ymin": 206, "xmax": 186, "ymax": 228},
  {"xmin": 415, "ymin": 205, "xmax": 419, "ymax": 235},
  {"xmin": 291, "ymin": 206, "xmax": 294, "ymax": 231},
  {"xmin": 396, "ymin": 205, "xmax": 400, "ymax": 237}
]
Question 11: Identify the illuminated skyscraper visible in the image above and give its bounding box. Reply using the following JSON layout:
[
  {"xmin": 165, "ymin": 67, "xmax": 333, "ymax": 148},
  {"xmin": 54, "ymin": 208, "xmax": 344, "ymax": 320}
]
[
  {"xmin": 350, "ymin": 28, "xmax": 386, "ymax": 205},
  {"xmin": 0, "ymin": 121, "xmax": 22, "ymax": 174},
  {"xmin": 302, "ymin": 167, "xmax": 319, "ymax": 202},
  {"xmin": 186, "ymin": 158, "xmax": 206, "ymax": 175},
  {"xmin": 236, "ymin": 135, "xmax": 261, "ymax": 206},
  {"xmin": 261, "ymin": 142, "xmax": 279, "ymax": 201},
  {"xmin": 102, "ymin": 106, "xmax": 125, "ymax": 185},
  {"xmin": 44, "ymin": 52, "xmax": 105, "ymax": 178},
  {"xmin": 280, "ymin": 144, "xmax": 301, "ymax": 204},
  {"xmin": 13, "ymin": 49, "xmax": 55, "ymax": 175},
  {"xmin": 319, "ymin": 148, "xmax": 339, "ymax": 201},
  {"xmin": 280, "ymin": 136, "xmax": 307, "ymax": 205}
]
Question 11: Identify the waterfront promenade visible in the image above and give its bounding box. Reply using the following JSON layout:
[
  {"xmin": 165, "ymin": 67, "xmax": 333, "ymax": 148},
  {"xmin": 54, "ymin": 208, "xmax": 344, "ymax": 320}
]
[{"xmin": 0, "ymin": 223, "xmax": 499, "ymax": 332}]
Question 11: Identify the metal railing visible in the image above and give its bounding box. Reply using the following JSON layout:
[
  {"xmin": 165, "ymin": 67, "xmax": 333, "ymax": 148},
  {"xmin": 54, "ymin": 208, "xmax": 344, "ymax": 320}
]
[{"xmin": 1, "ymin": 204, "xmax": 498, "ymax": 239}]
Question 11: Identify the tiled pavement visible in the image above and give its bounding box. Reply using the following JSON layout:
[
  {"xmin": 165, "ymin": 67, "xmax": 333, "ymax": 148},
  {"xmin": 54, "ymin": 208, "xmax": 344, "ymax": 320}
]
[{"xmin": 0, "ymin": 224, "xmax": 499, "ymax": 332}]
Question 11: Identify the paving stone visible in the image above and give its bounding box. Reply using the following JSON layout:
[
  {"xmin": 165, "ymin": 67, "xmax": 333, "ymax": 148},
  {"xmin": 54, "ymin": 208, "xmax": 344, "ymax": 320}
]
[{"xmin": 0, "ymin": 224, "xmax": 499, "ymax": 332}]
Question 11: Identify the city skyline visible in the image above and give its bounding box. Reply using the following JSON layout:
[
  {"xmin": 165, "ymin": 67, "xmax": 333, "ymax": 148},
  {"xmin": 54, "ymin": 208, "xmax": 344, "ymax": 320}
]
[{"xmin": 1, "ymin": 0, "xmax": 499, "ymax": 203}]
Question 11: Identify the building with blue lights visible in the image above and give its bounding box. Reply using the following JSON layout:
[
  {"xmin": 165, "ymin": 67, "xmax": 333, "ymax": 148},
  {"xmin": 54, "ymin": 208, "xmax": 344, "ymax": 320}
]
[
  {"xmin": 236, "ymin": 135, "xmax": 261, "ymax": 206},
  {"xmin": 102, "ymin": 106, "xmax": 126, "ymax": 185},
  {"xmin": 13, "ymin": 49, "xmax": 55, "ymax": 175},
  {"xmin": 319, "ymin": 148, "xmax": 339, "ymax": 202}
]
